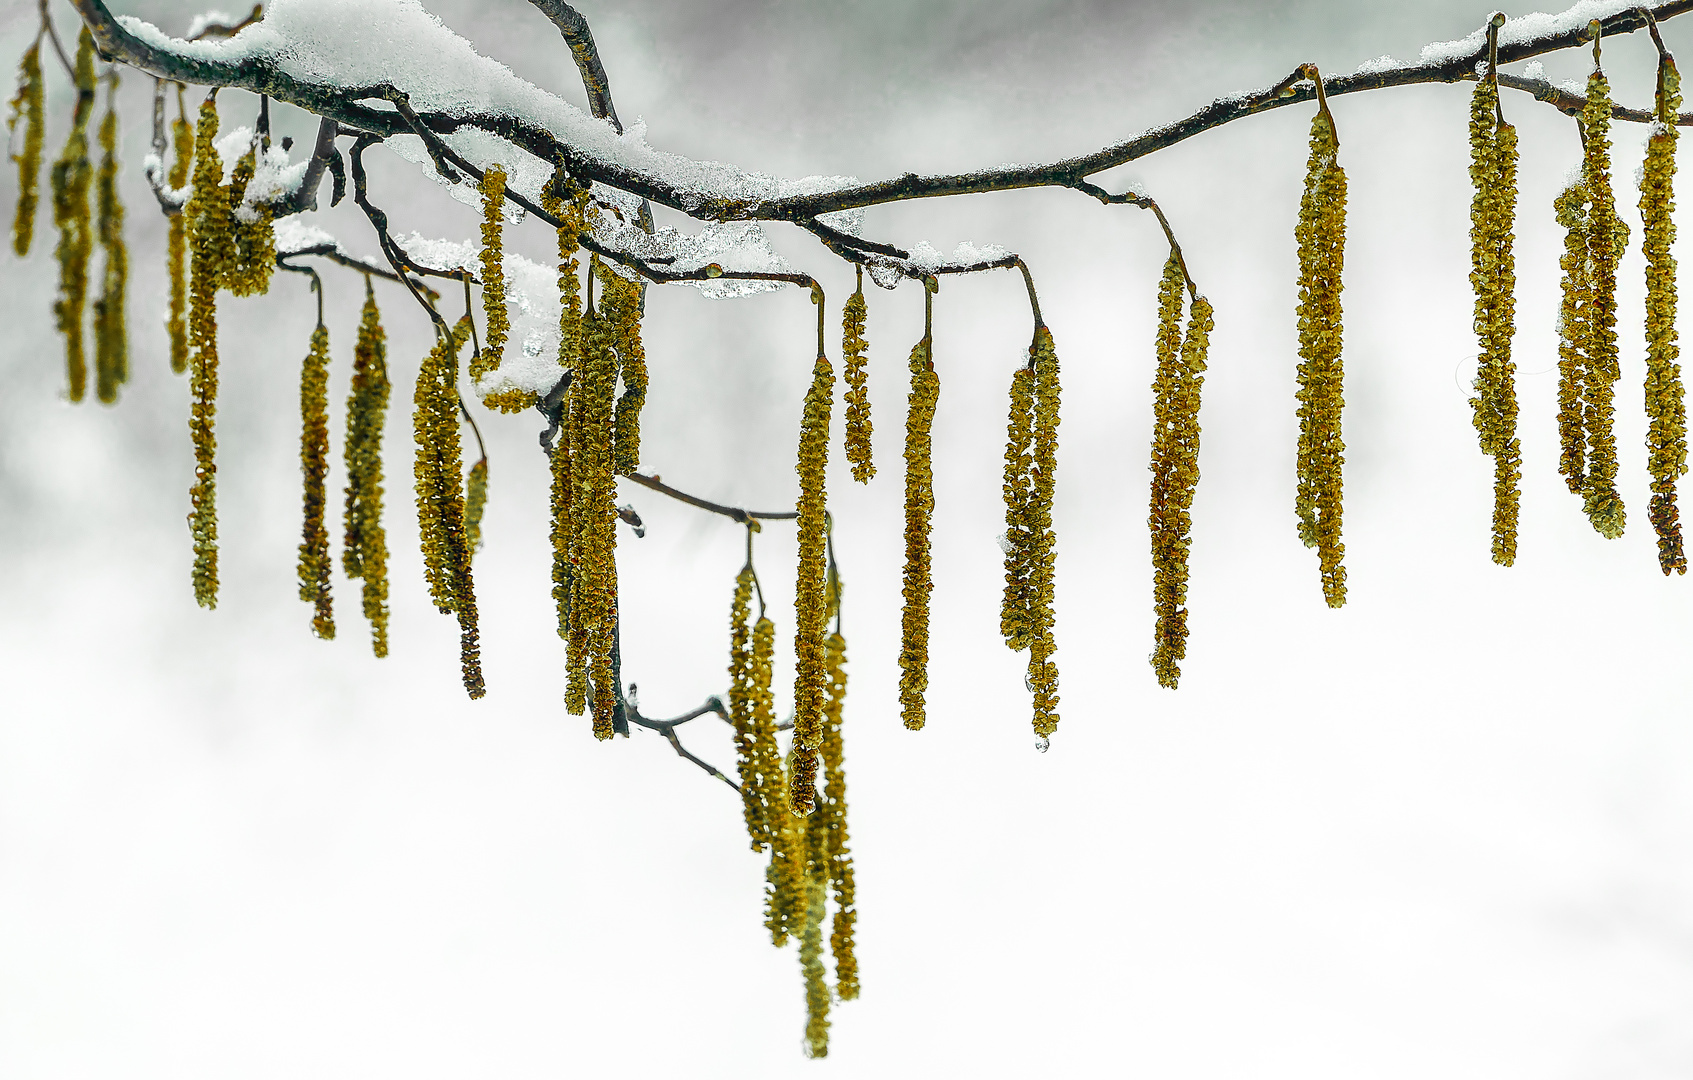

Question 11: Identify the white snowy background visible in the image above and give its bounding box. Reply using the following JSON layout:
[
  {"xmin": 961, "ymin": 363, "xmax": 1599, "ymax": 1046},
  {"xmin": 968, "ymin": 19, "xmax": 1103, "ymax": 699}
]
[{"xmin": 3, "ymin": 0, "xmax": 1693, "ymax": 1076}]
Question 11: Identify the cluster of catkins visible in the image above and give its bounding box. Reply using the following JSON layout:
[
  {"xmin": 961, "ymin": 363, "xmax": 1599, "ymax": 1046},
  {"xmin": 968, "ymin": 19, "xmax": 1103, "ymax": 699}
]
[
  {"xmin": 726, "ymin": 531, "xmax": 857, "ymax": 1058},
  {"xmin": 11, "ymin": 27, "xmax": 129, "ymax": 406}
]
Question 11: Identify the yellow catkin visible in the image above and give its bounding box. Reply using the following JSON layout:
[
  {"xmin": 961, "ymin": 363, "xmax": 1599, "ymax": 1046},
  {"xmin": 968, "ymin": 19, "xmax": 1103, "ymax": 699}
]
[
  {"xmin": 568, "ymin": 299, "xmax": 620, "ymax": 737},
  {"xmin": 342, "ymin": 281, "xmax": 391, "ymax": 657},
  {"xmin": 750, "ymin": 613, "xmax": 783, "ymax": 846},
  {"xmin": 1294, "ymin": 99, "xmax": 1348, "ymax": 607},
  {"xmin": 1149, "ymin": 260, "xmax": 1211, "ymax": 690},
  {"xmin": 166, "ymin": 104, "xmax": 192, "ymax": 375},
  {"xmin": 413, "ymin": 316, "xmax": 486, "ymax": 698},
  {"xmin": 475, "ymin": 165, "xmax": 507, "ymax": 381},
  {"xmin": 9, "ymin": 40, "xmax": 43, "ymax": 256},
  {"xmin": 298, "ymin": 322, "xmax": 334, "ymax": 639},
  {"xmin": 222, "ymin": 145, "xmax": 273, "ymax": 298},
  {"xmin": 597, "ymin": 264, "xmax": 648, "ymax": 476},
  {"xmin": 465, "ymin": 456, "xmax": 488, "ymax": 557},
  {"xmin": 765, "ymin": 749, "xmax": 805, "ymax": 948},
  {"xmin": 821, "ymin": 629, "xmax": 858, "ymax": 1000},
  {"xmin": 1643, "ymin": 54, "xmax": 1686, "ymax": 574},
  {"xmin": 185, "ymin": 94, "xmax": 226, "ymax": 608},
  {"xmin": 728, "ymin": 564, "xmax": 770, "ymax": 849},
  {"xmin": 1026, "ymin": 325, "xmax": 1062, "ymax": 741},
  {"xmin": 799, "ymin": 790, "xmax": 832, "ymax": 1059},
  {"xmin": 51, "ymin": 29, "xmax": 96, "ymax": 404},
  {"xmin": 1555, "ymin": 181, "xmax": 1592, "ymax": 494},
  {"xmin": 1468, "ymin": 74, "xmax": 1522, "ymax": 566},
  {"xmin": 93, "ymin": 76, "xmax": 128, "ymax": 405},
  {"xmin": 541, "ymin": 182, "xmax": 585, "ymax": 664},
  {"xmin": 1000, "ymin": 360, "xmax": 1036, "ymax": 651},
  {"xmin": 900, "ymin": 334, "xmax": 938, "ymax": 730},
  {"xmin": 842, "ymin": 280, "xmax": 874, "ymax": 482},
  {"xmin": 790, "ymin": 350, "xmax": 835, "ymax": 815},
  {"xmin": 1579, "ymin": 64, "xmax": 1628, "ymax": 538}
]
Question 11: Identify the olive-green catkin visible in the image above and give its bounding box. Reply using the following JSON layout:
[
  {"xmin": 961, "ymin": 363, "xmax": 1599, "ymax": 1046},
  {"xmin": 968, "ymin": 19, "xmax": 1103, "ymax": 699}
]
[
  {"xmin": 799, "ymin": 789, "xmax": 832, "ymax": 1059},
  {"xmin": 764, "ymin": 699, "xmax": 804, "ymax": 948},
  {"xmin": 1468, "ymin": 69, "xmax": 1522, "ymax": 566},
  {"xmin": 1026, "ymin": 325, "xmax": 1062, "ymax": 742},
  {"xmin": 1555, "ymin": 180, "xmax": 1593, "ymax": 495},
  {"xmin": 51, "ymin": 28, "xmax": 96, "ymax": 404},
  {"xmin": 93, "ymin": 74, "xmax": 129, "ymax": 405},
  {"xmin": 1000, "ymin": 355, "xmax": 1036, "ymax": 652},
  {"xmin": 343, "ymin": 280, "xmax": 391, "ymax": 657},
  {"xmin": 185, "ymin": 93, "xmax": 225, "ymax": 608},
  {"xmin": 465, "ymin": 456, "xmax": 488, "ymax": 557},
  {"xmin": 1294, "ymin": 84, "xmax": 1348, "ymax": 608},
  {"xmin": 597, "ymin": 264, "xmax": 647, "ymax": 476},
  {"xmin": 1149, "ymin": 258, "xmax": 1211, "ymax": 689},
  {"xmin": 728, "ymin": 563, "xmax": 769, "ymax": 849},
  {"xmin": 298, "ymin": 322, "xmax": 334, "ymax": 639},
  {"xmin": 542, "ymin": 180, "xmax": 585, "ymax": 660},
  {"xmin": 750, "ymin": 611, "xmax": 783, "ymax": 845},
  {"xmin": 222, "ymin": 144, "xmax": 274, "ymax": 298},
  {"xmin": 900, "ymin": 330, "xmax": 939, "ymax": 731},
  {"xmin": 790, "ymin": 347, "xmax": 835, "ymax": 815},
  {"xmin": 1642, "ymin": 51, "xmax": 1686, "ymax": 574},
  {"xmin": 568, "ymin": 294, "xmax": 620, "ymax": 737},
  {"xmin": 843, "ymin": 272, "xmax": 874, "ymax": 483},
  {"xmin": 9, "ymin": 39, "xmax": 44, "ymax": 257},
  {"xmin": 1574, "ymin": 41, "xmax": 1629, "ymax": 539},
  {"xmin": 166, "ymin": 101, "xmax": 192, "ymax": 375},
  {"xmin": 475, "ymin": 165, "xmax": 507, "ymax": 382},
  {"xmin": 821, "ymin": 628, "xmax": 858, "ymax": 1000},
  {"xmin": 413, "ymin": 316, "xmax": 485, "ymax": 698}
]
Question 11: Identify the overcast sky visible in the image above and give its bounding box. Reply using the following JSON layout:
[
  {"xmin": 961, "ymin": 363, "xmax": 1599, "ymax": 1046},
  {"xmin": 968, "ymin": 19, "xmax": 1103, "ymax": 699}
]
[{"xmin": 4, "ymin": 1, "xmax": 1693, "ymax": 1077}]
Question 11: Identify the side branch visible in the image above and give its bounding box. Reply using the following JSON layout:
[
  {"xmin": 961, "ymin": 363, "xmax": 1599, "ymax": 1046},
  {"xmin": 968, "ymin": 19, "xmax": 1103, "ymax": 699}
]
[{"xmin": 625, "ymin": 472, "xmax": 799, "ymax": 523}]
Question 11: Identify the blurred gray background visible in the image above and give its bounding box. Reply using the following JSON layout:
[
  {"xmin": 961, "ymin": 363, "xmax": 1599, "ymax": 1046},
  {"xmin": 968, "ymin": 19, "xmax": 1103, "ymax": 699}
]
[{"xmin": 3, "ymin": 1, "xmax": 1693, "ymax": 1076}]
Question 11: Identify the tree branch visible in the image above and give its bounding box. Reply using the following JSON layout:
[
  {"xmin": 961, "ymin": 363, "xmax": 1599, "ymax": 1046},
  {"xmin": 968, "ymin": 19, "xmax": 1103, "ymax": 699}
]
[
  {"xmin": 626, "ymin": 696, "xmax": 741, "ymax": 793},
  {"xmin": 624, "ymin": 472, "xmax": 799, "ymax": 524}
]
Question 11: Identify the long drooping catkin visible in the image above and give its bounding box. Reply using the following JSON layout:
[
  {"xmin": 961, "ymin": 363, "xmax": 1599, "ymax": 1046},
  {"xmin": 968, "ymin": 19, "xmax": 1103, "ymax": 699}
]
[
  {"xmin": 1574, "ymin": 44, "xmax": 1630, "ymax": 539},
  {"xmin": 568, "ymin": 296, "xmax": 620, "ymax": 737},
  {"xmin": 474, "ymin": 165, "xmax": 507, "ymax": 382},
  {"xmin": 900, "ymin": 331, "xmax": 938, "ymax": 731},
  {"xmin": 298, "ymin": 322, "xmax": 334, "ymax": 639},
  {"xmin": 1642, "ymin": 50, "xmax": 1686, "ymax": 574},
  {"xmin": 166, "ymin": 100, "xmax": 192, "ymax": 375},
  {"xmin": 1149, "ymin": 258, "xmax": 1211, "ymax": 689},
  {"xmin": 1468, "ymin": 72, "xmax": 1522, "ymax": 566},
  {"xmin": 343, "ymin": 281, "xmax": 391, "ymax": 657},
  {"xmin": 764, "ymin": 718, "xmax": 804, "ymax": 947},
  {"xmin": 1026, "ymin": 325, "xmax": 1062, "ymax": 741},
  {"xmin": 750, "ymin": 612, "xmax": 782, "ymax": 843},
  {"xmin": 728, "ymin": 563, "xmax": 768, "ymax": 849},
  {"xmin": 1555, "ymin": 180, "xmax": 1593, "ymax": 494},
  {"xmin": 51, "ymin": 29, "xmax": 96, "ymax": 404},
  {"xmin": 542, "ymin": 180, "xmax": 585, "ymax": 648},
  {"xmin": 93, "ymin": 75, "xmax": 128, "ymax": 405},
  {"xmin": 597, "ymin": 264, "xmax": 648, "ymax": 476},
  {"xmin": 843, "ymin": 272, "xmax": 874, "ymax": 483},
  {"xmin": 1000, "ymin": 358, "xmax": 1036, "ymax": 651},
  {"xmin": 821, "ymin": 628, "xmax": 858, "ymax": 999},
  {"xmin": 9, "ymin": 40, "xmax": 44, "ymax": 256},
  {"xmin": 799, "ymin": 800, "xmax": 832, "ymax": 1059},
  {"xmin": 1294, "ymin": 86, "xmax": 1348, "ymax": 608},
  {"xmin": 185, "ymin": 93, "xmax": 226, "ymax": 608},
  {"xmin": 790, "ymin": 349, "xmax": 835, "ymax": 815},
  {"xmin": 413, "ymin": 316, "xmax": 485, "ymax": 698},
  {"xmin": 465, "ymin": 455, "xmax": 488, "ymax": 556}
]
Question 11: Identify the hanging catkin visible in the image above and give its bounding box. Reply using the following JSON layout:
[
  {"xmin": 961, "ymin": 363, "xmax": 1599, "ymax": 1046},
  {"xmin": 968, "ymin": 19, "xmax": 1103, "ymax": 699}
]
[
  {"xmin": 597, "ymin": 263, "xmax": 648, "ymax": 476},
  {"xmin": 185, "ymin": 93, "xmax": 226, "ymax": 608},
  {"xmin": 474, "ymin": 165, "xmax": 507, "ymax": 382},
  {"xmin": 750, "ymin": 611, "xmax": 782, "ymax": 844},
  {"xmin": 843, "ymin": 269, "xmax": 874, "ymax": 483},
  {"xmin": 1468, "ymin": 68, "xmax": 1522, "ymax": 565},
  {"xmin": 1149, "ymin": 257, "xmax": 1211, "ymax": 689},
  {"xmin": 900, "ymin": 291, "xmax": 939, "ymax": 731},
  {"xmin": 1026, "ymin": 325, "xmax": 1062, "ymax": 741},
  {"xmin": 9, "ymin": 38, "xmax": 44, "ymax": 256},
  {"xmin": 51, "ymin": 29, "xmax": 96, "ymax": 404},
  {"xmin": 413, "ymin": 315, "xmax": 486, "ymax": 698},
  {"xmin": 821, "ymin": 627, "xmax": 858, "ymax": 1000},
  {"xmin": 765, "ymin": 725, "xmax": 804, "ymax": 947},
  {"xmin": 566, "ymin": 288, "xmax": 620, "ymax": 736},
  {"xmin": 1293, "ymin": 75, "xmax": 1348, "ymax": 608},
  {"xmin": 1562, "ymin": 30, "xmax": 1630, "ymax": 539},
  {"xmin": 166, "ymin": 96, "xmax": 192, "ymax": 375},
  {"xmin": 790, "ymin": 342, "xmax": 835, "ymax": 815},
  {"xmin": 542, "ymin": 180, "xmax": 586, "ymax": 649},
  {"xmin": 93, "ymin": 74, "xmax": 128, "ymax": 405},
  {"xmin": 728, "ymin": 561, "xmax": 772, "ymax": 850},
  {"xmin": 343, "ymin": 280, "xmax": 391, "ymax": 657},
  {"xmin": 799, "ymin": 786, "xmax": 832, "ymax": 1059},
  {"xmin": 222, "ymin": 143, "xmax": 274, "ymax": 298},
  {"xmin": 1642, "ymin": 49, "xmax": 1686, "ymax": 574},
  {"xmin": 465, "ymin": 456, "xmax": 488, "ymax": 556},
  {"xmin": 298, "ymin": 322, "xmax": 334, "ymax": 639}
]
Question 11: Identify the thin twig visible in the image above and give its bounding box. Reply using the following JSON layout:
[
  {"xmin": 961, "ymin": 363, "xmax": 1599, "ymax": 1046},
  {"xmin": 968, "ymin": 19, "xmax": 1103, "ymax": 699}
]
[
  {"xmin": 626, "ymin": 697, "xmax": 741, "ymax": 794},
  {"xmin": 625, "ymin": 472, "xmax": 799, "ymax": 523}
]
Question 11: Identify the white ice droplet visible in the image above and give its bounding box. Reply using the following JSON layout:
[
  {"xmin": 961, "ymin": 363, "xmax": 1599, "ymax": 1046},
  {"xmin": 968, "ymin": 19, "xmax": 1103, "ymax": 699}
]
[{"xmin": 1034, "ymin": 736, "xmax": 1050, "ymax": 753}]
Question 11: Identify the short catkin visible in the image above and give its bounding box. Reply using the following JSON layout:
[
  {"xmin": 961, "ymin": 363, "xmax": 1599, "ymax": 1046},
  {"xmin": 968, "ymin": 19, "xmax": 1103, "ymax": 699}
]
[
  {"xmin": 842, "ymin": 274, "xmax": 874, "ymax": 483},
  {"xmin": 1294, "ymin": 82, "xmax": 1348, "ymax": 608},
  {"xmin": 474, "ymin": 165, "xmax": 507, "ymax": 382},
  {"xmin": 597, "ymin": 264, "xmax": 648, "ymax": 476}
]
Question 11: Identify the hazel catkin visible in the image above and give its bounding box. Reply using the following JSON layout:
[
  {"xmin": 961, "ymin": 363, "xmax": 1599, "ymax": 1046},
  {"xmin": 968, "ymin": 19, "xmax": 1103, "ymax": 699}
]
[
  {"xmin": 298, "ymin": 322, "xmax": 334, "ymax": 639},
  {"xmin": 9, "ymin": 39, "xmax": 44, "ymax": 257},
  {"xmin": 51, "ymin": 29, "xmax": 96, "ymax": 404},
  {"xmin": 1642, "ymin": 52, "xmax": 1686, "ymax": 573},
  {"xmin": 790, "ymin": 348, "xmax": 835, "ymax": 814},
  {"xmin": 343, "ymin": 281, "xmax": 391, "ymax": 657},
  {"xmin": 899, "ymin": 332, "xmax": 938, "ymax": 731},
  {"xmin": 842, "ymin": 276, "xmax": 874, "ymax": 483}
]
